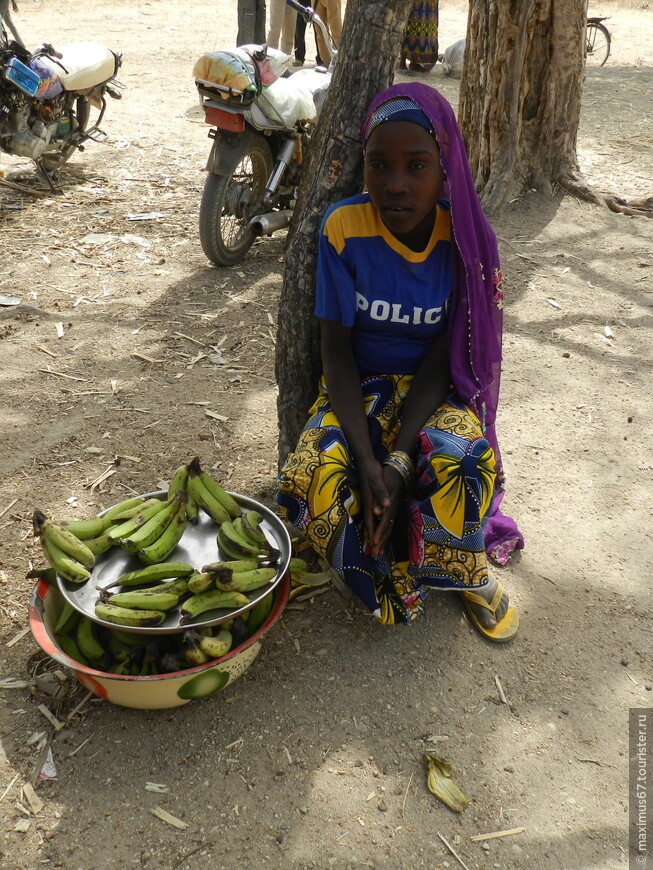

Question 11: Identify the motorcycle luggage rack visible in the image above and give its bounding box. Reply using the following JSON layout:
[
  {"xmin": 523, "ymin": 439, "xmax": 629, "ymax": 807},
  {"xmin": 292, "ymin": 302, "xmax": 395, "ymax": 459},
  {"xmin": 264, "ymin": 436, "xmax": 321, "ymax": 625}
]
[{"xmin": 195, "ymin": 78, "xmax": 257, "ymax": 108}]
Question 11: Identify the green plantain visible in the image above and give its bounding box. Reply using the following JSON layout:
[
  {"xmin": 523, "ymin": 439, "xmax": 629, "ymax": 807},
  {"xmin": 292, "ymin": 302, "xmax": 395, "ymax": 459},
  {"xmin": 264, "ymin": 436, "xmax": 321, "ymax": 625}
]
[
  {"xmin": 106, "ymin": 498, "xmax": 169, "ymax": 543},
  {"xmin": 239, "ymin": 510, "xmax": 268, "ymax": 546},
  {"xmin": 110, "ymin": 628, "xmax": 150, "ymax": 647},
  {"xmin": 212, "ymin": 566, "xmax": 276, "ymax": 593},
  {"xmin": 34, "ymin": 510, "xmax": 96, "ymax": 570},
  {"xmin": 197, "ymin": 627, "xmax": 233, "ymax": 659},
  {"xmin": 137, "ymin": 500, "xmax": 188, "ymax": 565},
  {"xmin": 145, "ymin": 576, "xmax": 190, "ymax": 597},
  {"xmin": 57, "ymin": 632, "xmax": 89, "ymax": 665},
  {"xmin": 215, "ymin": 536, "xmax": 246, "ymax": 562},
  {"xmin": 182, "ymin": 631, "xmax": 210, "ymax": 665},
  {"xmin": 118, "ymin": 494, "xmax": 181, "ymax": 553},
  {"xmin": 187, "ymin": 571, "xmax": 214, "ymax": 594},
  {"xmin": 76, "ymin": 616, "xmax": 108, "ymax": 666},
  {"xmin": 60, "ymin": 515, "xmax": 107, "ymax": 540},
  {"xmin": 179, "ymin": 589, "xmax": 250, "ymax": 623},
  {"xmin": 187, "ymin": 469, "xmax": 230, "ymax": 524},
  {"xmin": 111, "ymin": 561, "xmax": 195, "ymax": 588},
  {"xmin": 54, "ymin": 600, "xmax": 81, "ymax": 635},
  {"xmin": 167, "ymin": 463, "xmax": 190, "ymax": 500},
  {"xmin": 288, "ymin": 557, "xmax": 310, "ymax": 575},
  {"xmin": 104, "ymin": 497, "xmax": 161, "ymax": 523},
  {"xmin": 202, "ymin": 558, "xmax": 259, "ymax": 574},
  {"xmin": 198, "ymin": 470, "xmax": 241, "ymax": 518},
  {"xmin": 100, "ymin": 496, "xmax": 147, "ymax": 523},
  {"xmin": 107, "ymin": 589, "xmax": 180, "ymax": 612},
  {"xmin": 185, "ymin": 490, "xmax": 200, "ymax": 525},
  {"xmin": 246, "ymin": 591, "xmax": 274, "ymax": 634},
  {"xmin": 83, "ymin": 532, "xmax": 114, "ymax": 556},
  {"xmin": 218, "ymin": 520, "xmax": 260, "ymax": 559},
  {"xmin": 40, "ymin": 537, "xmax": 92, "ymax": 584},
  {"xmin": 95, "ymin": 602, "xmax": 167, "ymax": 627}
]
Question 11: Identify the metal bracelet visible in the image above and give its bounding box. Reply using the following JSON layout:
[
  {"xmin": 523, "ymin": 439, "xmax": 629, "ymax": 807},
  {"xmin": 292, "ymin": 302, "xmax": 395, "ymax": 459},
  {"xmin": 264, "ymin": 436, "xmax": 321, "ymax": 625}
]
[
  {"xmin": 382, "ymin": 451, "xmax": 415, "ymax": 489},
  {"xmin": 387, "ymin": 450, "xmax": 416, "ymax": 476}
]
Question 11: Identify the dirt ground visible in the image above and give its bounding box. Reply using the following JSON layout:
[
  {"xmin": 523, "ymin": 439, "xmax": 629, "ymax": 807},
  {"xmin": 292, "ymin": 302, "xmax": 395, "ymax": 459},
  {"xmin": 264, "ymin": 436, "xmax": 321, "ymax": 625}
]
[{"xmin": 0, "ymin": 1, "xmax": 651, "ymax": 868}]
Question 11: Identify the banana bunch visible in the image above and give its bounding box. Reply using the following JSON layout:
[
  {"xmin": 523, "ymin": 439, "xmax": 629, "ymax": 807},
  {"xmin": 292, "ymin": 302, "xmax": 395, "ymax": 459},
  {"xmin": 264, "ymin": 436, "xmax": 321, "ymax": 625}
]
[
  {"xmin": 61, "ymin": 495, "xmax": 156, "ymax": 556},
  {"xmin": 181, "ymin": 627, "xmax": 234, "ymax": 665},
  {"xmin": 110, "ymin": 490, "xmax": 190, "ymax": 565},
  {"xmin": 34, "ymin": 494, "xmax": 166, "ymax": 583},
  {"xmin": 186, "ymin": 456, "xmax": 242, "ymax": 524},
  {"xmin": 33, "ymin": 461, "xmax": 285, "ymax": 656},
  {"xmin": 33, "ymin": 509, "xmax": 96, "ymax": 584},
  {"xmin": 94, "ymin": 562, "xmax": 195, "ymax": 628},
  {"xmin": 217, "ymin": 509, "xmax": 279, "ymax": 564},
  {"xmin": 164, "ymin": 457, "xmax": 242, "ymax": 526},
  {"xmin": 54, "ymin": 610, "xmax": 247, "ymax": 675},
  {"xmin": 32, "ymin": 460, "xmax": 257, "ymax": 586}
]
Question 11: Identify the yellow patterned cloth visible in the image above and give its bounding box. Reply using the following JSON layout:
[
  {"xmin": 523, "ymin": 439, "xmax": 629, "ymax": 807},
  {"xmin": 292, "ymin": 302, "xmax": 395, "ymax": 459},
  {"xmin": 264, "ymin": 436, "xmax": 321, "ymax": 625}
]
[{"xmin": 277, "ymin": 374, "xmax": 496, "ymax": 624}]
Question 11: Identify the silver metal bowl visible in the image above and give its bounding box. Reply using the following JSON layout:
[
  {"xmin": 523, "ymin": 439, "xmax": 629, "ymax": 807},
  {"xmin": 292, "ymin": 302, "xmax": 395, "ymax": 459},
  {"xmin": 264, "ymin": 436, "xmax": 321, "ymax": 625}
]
[{"xmin": 55, "ymin": 491, "xmax": 291, "ymax": 634}]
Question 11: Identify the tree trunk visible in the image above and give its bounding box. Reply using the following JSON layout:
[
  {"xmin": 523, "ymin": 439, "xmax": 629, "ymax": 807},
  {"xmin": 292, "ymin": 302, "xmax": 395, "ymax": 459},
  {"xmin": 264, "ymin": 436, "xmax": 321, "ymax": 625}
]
[
  {"xmin": 275, "ymin": 0, "xmax": 413, "ymax": 464},
  {"xmin": 459, "ymin": 0, "xmax": 589, "ymax": 213}
]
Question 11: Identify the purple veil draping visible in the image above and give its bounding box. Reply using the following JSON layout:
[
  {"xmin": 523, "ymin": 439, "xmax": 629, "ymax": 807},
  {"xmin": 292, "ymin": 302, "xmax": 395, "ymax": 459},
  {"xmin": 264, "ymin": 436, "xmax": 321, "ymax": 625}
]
[{"xmin": 362, "ymin": 83, "xmax": 524, "ymax": 563}]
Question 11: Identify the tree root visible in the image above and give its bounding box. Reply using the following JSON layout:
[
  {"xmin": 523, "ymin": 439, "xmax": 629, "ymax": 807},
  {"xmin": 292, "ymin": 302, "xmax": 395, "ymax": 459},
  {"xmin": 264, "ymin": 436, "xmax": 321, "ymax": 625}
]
[
  {"xmin": 603, "ymin": 193, "xmax": 653, "ymax": 218},
  {"xmin": 558, "ymin": 170, "xmax": 653, "ymax": 218}
]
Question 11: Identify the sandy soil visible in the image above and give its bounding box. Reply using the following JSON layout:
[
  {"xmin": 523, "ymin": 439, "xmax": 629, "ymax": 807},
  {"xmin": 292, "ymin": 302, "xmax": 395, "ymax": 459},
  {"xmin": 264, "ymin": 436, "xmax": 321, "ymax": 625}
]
[{"xmin": 0, "ymin": 1, "xmax": 652, "ymax": 869}]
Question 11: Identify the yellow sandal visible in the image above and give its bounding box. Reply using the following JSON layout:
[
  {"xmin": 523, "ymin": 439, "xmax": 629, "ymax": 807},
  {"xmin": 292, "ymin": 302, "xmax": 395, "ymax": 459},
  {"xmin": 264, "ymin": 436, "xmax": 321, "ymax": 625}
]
[{"xmin": 462, "ymin": 579, "xmax": 519, "ymax": 642}]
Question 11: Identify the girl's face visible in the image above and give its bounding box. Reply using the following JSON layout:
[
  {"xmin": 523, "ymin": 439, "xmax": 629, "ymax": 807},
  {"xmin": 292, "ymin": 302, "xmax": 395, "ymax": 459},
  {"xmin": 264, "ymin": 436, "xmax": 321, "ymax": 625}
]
[{"xmin": 364, "ymin": 120, "xmax": 445, "ymax": 249}]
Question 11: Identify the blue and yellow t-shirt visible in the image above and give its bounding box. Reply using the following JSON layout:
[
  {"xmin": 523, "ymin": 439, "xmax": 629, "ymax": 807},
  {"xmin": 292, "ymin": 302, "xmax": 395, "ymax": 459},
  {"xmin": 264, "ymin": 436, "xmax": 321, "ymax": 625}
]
[{"xmin": 315, "ymin": 193, "xmax": 452, "ymax": 375}]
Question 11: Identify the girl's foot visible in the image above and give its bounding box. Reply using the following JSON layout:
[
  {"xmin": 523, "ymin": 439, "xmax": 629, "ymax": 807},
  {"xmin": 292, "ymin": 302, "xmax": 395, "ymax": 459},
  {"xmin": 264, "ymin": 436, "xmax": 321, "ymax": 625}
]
[
  {"xmin": 465, "ymin": 573, "xmax": 508, "ymax": 628},
  {"xmin": 461, "ymin": 574, "xmax": 519, "ymax": 642}
]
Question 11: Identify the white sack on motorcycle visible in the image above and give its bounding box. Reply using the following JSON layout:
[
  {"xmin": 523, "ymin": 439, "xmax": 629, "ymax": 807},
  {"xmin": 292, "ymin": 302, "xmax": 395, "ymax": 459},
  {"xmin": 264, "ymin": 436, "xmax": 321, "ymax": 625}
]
[{"xmin": 37, "ymin": 42, "xmax": 120, "ymax": 91}]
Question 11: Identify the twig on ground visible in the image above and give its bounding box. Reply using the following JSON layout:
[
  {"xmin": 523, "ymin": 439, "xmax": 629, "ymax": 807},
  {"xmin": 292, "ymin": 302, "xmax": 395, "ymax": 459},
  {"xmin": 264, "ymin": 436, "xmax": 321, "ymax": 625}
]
[{"xmin": 438, "ymin": 833, "xmax": 472, "ymax": 870}]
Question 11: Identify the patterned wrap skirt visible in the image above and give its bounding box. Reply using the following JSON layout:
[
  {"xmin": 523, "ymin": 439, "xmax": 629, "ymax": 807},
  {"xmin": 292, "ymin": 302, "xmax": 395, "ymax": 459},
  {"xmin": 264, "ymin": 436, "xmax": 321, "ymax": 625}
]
[
  {"xmin": 401, "ymin": 0, "xmax": 439, "ymax": 70},
  {"xmin": 276, "ymin": 374, "xmax": 497, "ymax": 625}
]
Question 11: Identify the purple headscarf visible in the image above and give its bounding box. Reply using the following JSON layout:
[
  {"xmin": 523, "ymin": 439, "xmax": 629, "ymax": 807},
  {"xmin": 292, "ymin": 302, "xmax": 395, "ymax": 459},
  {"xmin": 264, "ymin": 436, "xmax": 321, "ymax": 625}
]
[{"xmin": 363, "ymin": 83, "xmax": 524, "ymax": 563}]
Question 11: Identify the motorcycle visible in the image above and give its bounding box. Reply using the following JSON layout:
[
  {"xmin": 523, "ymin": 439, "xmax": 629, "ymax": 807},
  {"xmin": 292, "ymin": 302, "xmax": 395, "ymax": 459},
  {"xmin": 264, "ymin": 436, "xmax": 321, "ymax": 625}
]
[
  {"xmin": 194, "ymin": 0, "xmax": 336, "ymax": 266},
  {"xmin": 0, "ymin": 14, "xmax": 123, "ymax": 184}
]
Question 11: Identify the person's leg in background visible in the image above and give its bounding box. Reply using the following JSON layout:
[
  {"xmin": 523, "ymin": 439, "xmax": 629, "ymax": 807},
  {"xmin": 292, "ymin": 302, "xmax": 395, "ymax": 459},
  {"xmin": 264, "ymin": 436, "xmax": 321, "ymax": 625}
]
[
  {"xmin": 268, "ymin": 0, "xmax": 297, "ymax": 53},
  {"xmin": 267, "ymin": 0, "xmax": 284, "ymax": 49},
  {"xmin": 293, "ymin": 0, "xmax": 313, "ymax": 66},
  {"xmin": 237, "ymin": 0, "xmax": 267, "ymax": 45},
  {"xmin": 313, "ymin": 0, "xmax": 342, "ymax": 67}
]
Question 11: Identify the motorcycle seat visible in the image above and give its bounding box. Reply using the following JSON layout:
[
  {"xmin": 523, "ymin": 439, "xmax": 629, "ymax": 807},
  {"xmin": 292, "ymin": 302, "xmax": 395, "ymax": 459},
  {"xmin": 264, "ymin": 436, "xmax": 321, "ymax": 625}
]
[{"xmin": 38, "ymin": 42, "xmax": 119, "ymax": 91}]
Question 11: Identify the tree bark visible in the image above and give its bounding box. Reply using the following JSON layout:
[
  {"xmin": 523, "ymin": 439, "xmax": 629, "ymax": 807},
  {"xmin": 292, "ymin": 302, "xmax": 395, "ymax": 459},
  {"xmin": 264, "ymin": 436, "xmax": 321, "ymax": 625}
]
[
  {"xmin": 275, "ymin": 0, "xmax": 413, "ymax": 464},
  {"xmin": 459, "ymin": 0, "xmax": 589, "ymax": 213}
]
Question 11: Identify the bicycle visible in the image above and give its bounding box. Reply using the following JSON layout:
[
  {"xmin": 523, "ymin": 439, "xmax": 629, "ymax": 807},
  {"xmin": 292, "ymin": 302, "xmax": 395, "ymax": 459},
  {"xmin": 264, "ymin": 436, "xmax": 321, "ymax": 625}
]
[{"xmin": 586, "ymin": 16, "xmax": 611, "ymax": 66}]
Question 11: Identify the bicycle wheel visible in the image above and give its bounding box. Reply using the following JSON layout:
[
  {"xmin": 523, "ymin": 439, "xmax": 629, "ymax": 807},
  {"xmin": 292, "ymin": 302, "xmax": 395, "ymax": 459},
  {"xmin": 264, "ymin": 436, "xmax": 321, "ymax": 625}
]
[
  {"xmin": 586, "ymin": 21, "xmax": 611, "ymax": 67},
  {"xmin": 199, "ymin": 137, "xmax": 273, "ymax": 267}
]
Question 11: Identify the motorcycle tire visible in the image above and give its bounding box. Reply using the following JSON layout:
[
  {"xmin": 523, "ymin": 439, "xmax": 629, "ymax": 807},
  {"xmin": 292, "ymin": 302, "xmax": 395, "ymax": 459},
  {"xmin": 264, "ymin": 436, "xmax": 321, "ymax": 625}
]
[
  {"xmin": 199, "ymin": 137, "xmax": 274, "ymax": 267},
  {"xmin": 40, "ymin": 98, "xmax": 91, "ymax": 173}
]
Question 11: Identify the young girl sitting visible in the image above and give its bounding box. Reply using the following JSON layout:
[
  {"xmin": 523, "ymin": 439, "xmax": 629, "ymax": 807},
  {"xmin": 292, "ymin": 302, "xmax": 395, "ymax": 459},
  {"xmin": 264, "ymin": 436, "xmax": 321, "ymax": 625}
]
[{"xmin": 277, "ymin": 82, "xmax": 523, "ymax": 640}]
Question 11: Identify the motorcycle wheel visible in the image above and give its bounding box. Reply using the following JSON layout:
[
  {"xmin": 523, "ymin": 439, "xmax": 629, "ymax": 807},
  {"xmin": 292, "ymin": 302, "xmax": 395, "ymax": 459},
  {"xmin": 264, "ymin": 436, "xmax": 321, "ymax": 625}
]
[
  {"xmin": 199, "ymin": 137, "xmax": 273, "ymax": 267},
  {"xmin": 40, "ymin": 98, "xmax": 91, "ymax": 173}
]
